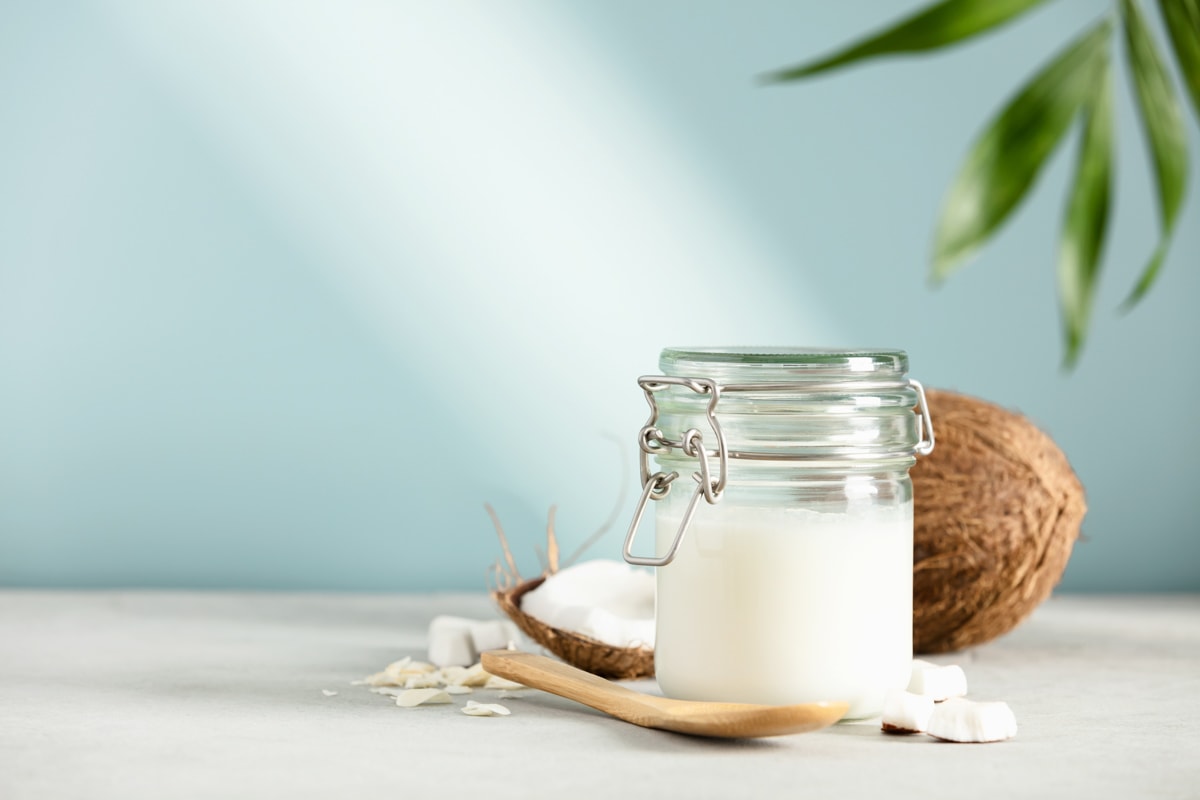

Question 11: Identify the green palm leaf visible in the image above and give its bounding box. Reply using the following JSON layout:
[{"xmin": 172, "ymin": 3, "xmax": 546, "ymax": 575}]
[
  {"xmin": 1059, "ymin": 60, "xmax": 1115, "ymax": 369},
  {"xmin": 767, "ymin": 1, "xmax": 1198, "ymax": 366},
  {"xmin": 1122, "ymin": 0, "xmax": 1191, "ymax": 308},
  {"xmin": 932, "ymin": 19, "xmax": 1113, "ymax": 279},
  {"xmin": 764, "ymin": 0, "xmax": 1051, "ymax": 82},
  {"xmin": 1158, "ymin": 0, "xmax": 1200, "ymax": 124}
]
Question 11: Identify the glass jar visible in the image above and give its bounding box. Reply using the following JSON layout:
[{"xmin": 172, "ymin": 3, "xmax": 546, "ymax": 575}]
[{"xmin": 623, "ymin": 347, "xmax": 934, "ymax": 719}]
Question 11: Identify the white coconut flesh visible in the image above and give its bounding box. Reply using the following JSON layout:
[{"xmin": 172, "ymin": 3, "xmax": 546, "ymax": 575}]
[{"xmin": 520, "ymin": 560, "xmax": 656, "ymax": 649}]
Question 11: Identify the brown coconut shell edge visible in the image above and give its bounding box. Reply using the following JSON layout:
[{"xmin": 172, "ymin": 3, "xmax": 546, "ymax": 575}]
[{"xmin": 912, "ymin": 389, "xmax": 1087, "ymax": 653}]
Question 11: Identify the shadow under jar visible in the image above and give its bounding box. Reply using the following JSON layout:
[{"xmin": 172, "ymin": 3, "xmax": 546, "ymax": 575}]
[{"xmin": 623, "ymin": 347, "xmax": 934, "ymax": 719}]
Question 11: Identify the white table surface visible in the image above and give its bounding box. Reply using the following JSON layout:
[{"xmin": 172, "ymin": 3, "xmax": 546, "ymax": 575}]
[{"xmin": 2, "ymin": 591, "xmax": 1197, "ymax": 799}]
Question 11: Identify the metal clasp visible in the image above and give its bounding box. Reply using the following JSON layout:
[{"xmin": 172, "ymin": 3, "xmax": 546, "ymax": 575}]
[
  {"xmin": 622, "ymin": 376, "xmax": 727, "ymax": 568},
  {"xmin": 909, "ymin": 379, "xmax": 936, "ymax": 457}
]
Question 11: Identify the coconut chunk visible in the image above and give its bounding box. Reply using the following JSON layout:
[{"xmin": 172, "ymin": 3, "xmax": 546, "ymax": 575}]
[
  {"xmin": 470, "ymin": 619, "xmax": 519, "ymax": 653},
  {"xmin": 908, "ymin": 662, "xmax": 968, "ymax": 702},
  {"xmin": 926, "ymin": 698, "xmax": 1017, "ymax": 743},
  {"xmin": 880, "ymin": 690, "xmax": 934, "ymax": 734},
  {"xmin": 428, "ymin": 616, "xmax": 521, "ymax": 668},
  {"xmin": 428, "ymin": 617, "xmax": 477, "ymax": 668}
]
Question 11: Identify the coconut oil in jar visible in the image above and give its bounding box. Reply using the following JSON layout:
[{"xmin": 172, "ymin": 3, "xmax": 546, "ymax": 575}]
[{"xmin": 624, "ymin": 348, "xmax": 934, "ymax": 719}]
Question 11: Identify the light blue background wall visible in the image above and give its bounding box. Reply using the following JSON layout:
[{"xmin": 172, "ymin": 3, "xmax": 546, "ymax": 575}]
[{"xmin": 2, "ymin": 1, "xmax": 1197, "ymax": 591}]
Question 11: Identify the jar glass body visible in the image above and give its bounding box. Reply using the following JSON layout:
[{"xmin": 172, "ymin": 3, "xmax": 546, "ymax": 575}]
[{"xmin": 644, "ymin": 348, "xmax": 925, "ymax": 719}]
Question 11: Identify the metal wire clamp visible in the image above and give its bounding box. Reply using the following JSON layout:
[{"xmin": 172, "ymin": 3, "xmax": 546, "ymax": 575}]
[{"xmin": 622, "ymin": 376, "xmax": 727, "ymax": 567}]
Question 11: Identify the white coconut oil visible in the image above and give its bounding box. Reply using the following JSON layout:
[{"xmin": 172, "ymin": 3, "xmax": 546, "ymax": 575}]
[{"xmin": 654, "ymin": 498, "xmax": 914, "ymax": 719}]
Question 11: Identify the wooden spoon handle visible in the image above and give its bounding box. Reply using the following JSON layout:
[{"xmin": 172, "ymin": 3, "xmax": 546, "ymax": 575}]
[
  {"xmin": 481, "ymin": 650, "xmax": 663, "ymax": 726},
  {"xmin": 482, "ymin": 650, "xmax": 849, "ymax": 738}
]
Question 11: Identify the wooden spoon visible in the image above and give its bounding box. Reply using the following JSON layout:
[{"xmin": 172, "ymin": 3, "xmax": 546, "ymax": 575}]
[{"xmin": 481, "ymin": 650, "xmax": 848, "ymax": 739}]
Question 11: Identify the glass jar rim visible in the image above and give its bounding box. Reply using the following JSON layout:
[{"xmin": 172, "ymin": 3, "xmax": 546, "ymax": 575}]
[{"xmin": 660, "ymin": 347, "xmax": 908, "ymax": 380}]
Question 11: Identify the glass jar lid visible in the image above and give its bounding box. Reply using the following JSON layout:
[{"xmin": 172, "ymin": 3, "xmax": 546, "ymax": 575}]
[{"xmin": 660, "ymin": 346, "xmax": 908, "ymax": 382}]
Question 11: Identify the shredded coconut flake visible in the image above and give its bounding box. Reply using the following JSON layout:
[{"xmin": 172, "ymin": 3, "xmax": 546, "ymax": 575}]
[
  {"xmin": 395, "ymin": 689, "xmax": 452, "ymax": 708},
  {"xmin": 462, "ymin": 700, "xmax": 511, "ymax": 717},
  {"xmin": 454, "ymin": 664, "xmax": 492, "ymax": 688},
  {"xmin": 359, "ymin": 658, "xmax": 519, "ymax": 711},
  {"xmin": 404, "ymin": 674, "xmax": 443, "ymax": 689}
]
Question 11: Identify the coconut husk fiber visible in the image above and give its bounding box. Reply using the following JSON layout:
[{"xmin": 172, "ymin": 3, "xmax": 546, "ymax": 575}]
[{"xmin": 912, "ymin": 389, "xmax": 1086, "ymax": 653}]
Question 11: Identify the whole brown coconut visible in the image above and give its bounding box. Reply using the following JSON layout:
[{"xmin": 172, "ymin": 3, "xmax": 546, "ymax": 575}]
[{"xmin": 912, "ymin": 389, "xmax": 1087, "ymax": 653}]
